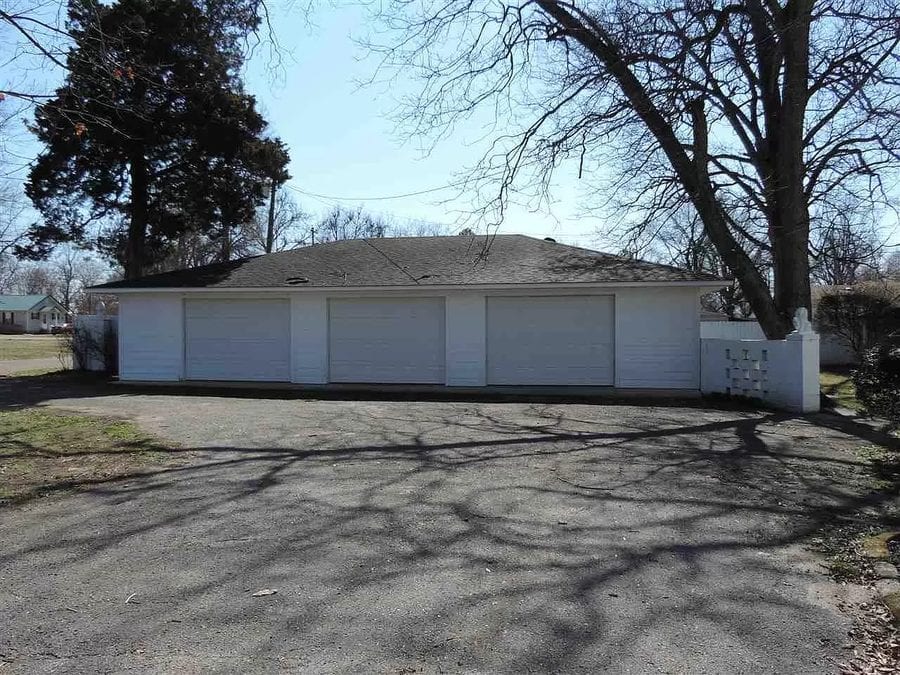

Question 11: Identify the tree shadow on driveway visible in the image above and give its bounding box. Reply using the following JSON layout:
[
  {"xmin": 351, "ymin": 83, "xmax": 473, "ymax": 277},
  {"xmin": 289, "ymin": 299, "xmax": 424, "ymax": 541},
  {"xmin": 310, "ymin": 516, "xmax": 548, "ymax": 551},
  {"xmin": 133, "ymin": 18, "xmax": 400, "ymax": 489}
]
[{"xmin": 0, "ymin": 376, "xmax": 895, "ymax": 672}]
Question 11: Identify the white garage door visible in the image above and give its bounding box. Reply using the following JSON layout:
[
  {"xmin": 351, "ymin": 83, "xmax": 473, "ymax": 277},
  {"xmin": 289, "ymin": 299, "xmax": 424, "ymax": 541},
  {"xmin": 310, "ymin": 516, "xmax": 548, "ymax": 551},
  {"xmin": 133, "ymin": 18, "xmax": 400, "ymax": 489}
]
[
  {"xmin": 185, "ymin": 298, "xmax": 290, "ymax": 381},
  {"xmin": 329, "ymin": 297, "xmax": 445, "ymax": 383},
  {"xmin": 487, "ymin": 296, "xmax": 615, "ymax": 385}
]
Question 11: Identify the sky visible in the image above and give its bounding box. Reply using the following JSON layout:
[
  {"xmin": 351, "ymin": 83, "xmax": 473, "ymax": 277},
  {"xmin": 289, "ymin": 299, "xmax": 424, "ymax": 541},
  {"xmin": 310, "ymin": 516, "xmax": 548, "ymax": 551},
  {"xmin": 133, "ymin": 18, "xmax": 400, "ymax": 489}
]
[
  {"xmin": 0, "ymin": 0, "xmax": 609, "ymax": 250},
  {"xmin": 239, "ymin": 3, "xmax": 606, "ymax": 247},
  {"xmin": 1, "ymin": 0, "xmax": 897, "ymax": 253}
]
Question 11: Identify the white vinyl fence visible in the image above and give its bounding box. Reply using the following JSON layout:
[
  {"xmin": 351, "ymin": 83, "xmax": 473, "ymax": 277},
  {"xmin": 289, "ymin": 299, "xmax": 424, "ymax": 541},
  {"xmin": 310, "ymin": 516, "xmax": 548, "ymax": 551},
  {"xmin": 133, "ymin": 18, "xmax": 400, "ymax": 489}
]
[
  {"xmin": 702, "ymin": 319, "xmax": 855, "ymax": 366},
  {"xmin": 700, "ymin": 310, "xmax": 820, "ymax": 413},
  {"xmin": 700, "ymin": 321, "xmax": 766, "ymax": 340},
  {"xmin": 73, "ymin": 315, "xmax": 118, "ymax": 373}
]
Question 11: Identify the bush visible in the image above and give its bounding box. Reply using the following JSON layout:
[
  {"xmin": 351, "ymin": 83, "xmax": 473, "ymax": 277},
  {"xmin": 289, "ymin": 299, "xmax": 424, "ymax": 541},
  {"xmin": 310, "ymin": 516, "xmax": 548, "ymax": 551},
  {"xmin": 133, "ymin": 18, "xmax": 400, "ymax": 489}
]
[
  {"xmin": 816, "ymin": 284, "xmax": 900, "ymax": 357},
  {"xmin": 853, "ymin": 343, "xmax": 900, "ymax": 422}
]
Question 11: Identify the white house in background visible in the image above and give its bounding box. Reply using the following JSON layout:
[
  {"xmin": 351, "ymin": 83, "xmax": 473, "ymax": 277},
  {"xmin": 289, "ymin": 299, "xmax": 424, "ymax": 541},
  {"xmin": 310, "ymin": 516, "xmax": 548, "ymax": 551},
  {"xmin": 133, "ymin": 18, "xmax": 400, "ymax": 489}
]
[
  {"xmin": 0, "ymin": 294, "xmax": 68, "ymax": 334},
  {"xmin": 90, "ymin": 235, "xmax": 729, "ymax": 390}
]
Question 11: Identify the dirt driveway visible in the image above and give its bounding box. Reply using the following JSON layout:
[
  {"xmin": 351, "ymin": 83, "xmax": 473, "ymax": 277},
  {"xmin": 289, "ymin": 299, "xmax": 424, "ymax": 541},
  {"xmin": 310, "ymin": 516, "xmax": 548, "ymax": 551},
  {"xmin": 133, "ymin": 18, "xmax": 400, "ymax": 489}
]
[{"xmin": 0, "ymin": 383, "xmax": 890, "ymax": 673}]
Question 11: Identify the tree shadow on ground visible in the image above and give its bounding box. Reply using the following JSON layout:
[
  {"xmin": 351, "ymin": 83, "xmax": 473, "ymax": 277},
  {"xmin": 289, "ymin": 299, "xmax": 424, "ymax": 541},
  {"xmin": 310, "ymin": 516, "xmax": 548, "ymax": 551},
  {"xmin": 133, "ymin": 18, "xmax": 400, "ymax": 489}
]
[{"xmin": 1, "ymin": 388, "xmax": 897, "ymax": 671}]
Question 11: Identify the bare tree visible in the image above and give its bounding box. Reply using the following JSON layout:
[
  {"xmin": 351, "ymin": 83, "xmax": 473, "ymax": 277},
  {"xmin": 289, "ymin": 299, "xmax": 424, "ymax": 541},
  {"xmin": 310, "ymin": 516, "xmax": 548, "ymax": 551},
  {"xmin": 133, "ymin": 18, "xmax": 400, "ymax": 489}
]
[
  {"xmin": 885, "ymin": 250, "xmax": 900, "ymax": 280},
  {"xmin": 14, "ymin": 261, "xmax": 58, "ymax": 295},
  {"xmin": 317, "ymin": 205, "xmax": 388, "ymax": 243},
  {"xmin": 0, "ymin": 255, "xmax": 18, "ymax": 293},
  {"xmin": 372, "ymin": 0, "xmax": 900, "ymax": 338},
  {"xmin": 244, "ymin": 190, "xmax": 309, "ymax": 253},
  {"xmin": 0, "ymin": 101, "xmax": 27, "ymax": 259},
  {"xmin": 72, "ymin": 255, "xmax": 110, "ymax": 313},
  {"xmin": 390, "ymin": 219, "xmax": 452, "ymax": 237},
  {"xmin": 810, "ymin": 202, "xmax": 884, "ymax": 285},
  {"xmin": 52, "ymin": 246, "xmax": 79, "ymax": 309},
  {"xmin": 650, "ymin": 209, "xmax": 758, "ymax": 318},
  {"xmin": 0, "ymin": 0, "xmax": 71, "ymax": 104}
]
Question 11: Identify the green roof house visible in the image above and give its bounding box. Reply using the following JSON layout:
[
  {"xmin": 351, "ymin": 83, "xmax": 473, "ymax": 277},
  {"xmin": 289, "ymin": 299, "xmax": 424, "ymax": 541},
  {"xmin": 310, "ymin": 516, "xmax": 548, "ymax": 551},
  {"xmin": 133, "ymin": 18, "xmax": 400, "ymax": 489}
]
[{"xmin": 0, "ymin": 295, "xmax": 68, "ymax": 334}]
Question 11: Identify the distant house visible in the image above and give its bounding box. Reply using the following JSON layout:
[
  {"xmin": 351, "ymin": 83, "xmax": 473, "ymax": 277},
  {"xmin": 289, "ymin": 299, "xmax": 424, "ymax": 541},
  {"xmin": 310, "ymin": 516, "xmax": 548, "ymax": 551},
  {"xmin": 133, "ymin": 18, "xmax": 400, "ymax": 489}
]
[{"xmin": 0, "ymin": 295, "xmax": 68, "ymax": 334}]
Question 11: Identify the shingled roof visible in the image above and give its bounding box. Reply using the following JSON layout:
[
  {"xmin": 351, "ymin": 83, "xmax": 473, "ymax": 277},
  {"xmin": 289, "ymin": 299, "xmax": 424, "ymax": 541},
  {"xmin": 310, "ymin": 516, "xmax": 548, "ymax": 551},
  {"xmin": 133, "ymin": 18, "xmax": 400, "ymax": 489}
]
[{"xmin": 93, "ymin": 235, "xmax": 727, "ymax": 290}]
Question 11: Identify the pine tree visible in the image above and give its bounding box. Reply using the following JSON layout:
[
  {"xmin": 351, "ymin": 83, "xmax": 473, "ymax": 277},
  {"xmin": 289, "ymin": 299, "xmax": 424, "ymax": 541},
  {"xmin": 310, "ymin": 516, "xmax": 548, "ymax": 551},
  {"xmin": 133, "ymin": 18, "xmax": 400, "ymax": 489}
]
[{"xmin": 20, "ymin": 0, "xmax": 288, "ymax": 278}]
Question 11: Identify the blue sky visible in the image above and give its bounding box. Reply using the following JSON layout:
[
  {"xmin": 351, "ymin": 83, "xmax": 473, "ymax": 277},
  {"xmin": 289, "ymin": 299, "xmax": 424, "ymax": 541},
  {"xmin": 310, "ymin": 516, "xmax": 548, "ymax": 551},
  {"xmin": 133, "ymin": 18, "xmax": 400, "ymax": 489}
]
[
  {"xmin": 238, "ymin": 3, "xmax": 604, "ymax": 247},
  {"xmin": 2, "ymin": 1, "xmax": 896, "ymax": 253}
]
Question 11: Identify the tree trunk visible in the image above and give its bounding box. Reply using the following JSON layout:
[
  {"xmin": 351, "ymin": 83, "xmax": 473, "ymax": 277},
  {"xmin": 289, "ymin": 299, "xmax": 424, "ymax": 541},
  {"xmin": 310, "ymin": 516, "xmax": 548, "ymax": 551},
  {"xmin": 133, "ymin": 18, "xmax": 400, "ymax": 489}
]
[
  {"xmin": 536, "ymin": 0, "xmax": 811, "ymax": 339},
  {"xmin": 266, "ymin": 179, "xmax": 277, "ymax": 254},
  {"xmin": 221, "ymin": 223, "xmax": 232, "ymax": 262},
  {"xmin": 125, "ymin": 151, "xmax": 149, "ymax": 280},
  {"xmin": 769, "ymin": 0, "xmax": 813, "ymax": 330},
  {"xmin": 536, "ymin": 0, "xmax": 793, "ymax": 338}
]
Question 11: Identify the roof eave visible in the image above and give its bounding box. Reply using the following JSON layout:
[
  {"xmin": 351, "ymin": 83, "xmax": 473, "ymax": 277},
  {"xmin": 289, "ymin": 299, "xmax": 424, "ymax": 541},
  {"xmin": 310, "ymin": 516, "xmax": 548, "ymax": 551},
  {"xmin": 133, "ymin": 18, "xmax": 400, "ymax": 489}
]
[
  {"xmin": 89, "ymin": 279, "xmax": 731, "ymax": 294},
  {"xmin": 28, "ymin": 296, "xmax": 65, "ymax": 311}
]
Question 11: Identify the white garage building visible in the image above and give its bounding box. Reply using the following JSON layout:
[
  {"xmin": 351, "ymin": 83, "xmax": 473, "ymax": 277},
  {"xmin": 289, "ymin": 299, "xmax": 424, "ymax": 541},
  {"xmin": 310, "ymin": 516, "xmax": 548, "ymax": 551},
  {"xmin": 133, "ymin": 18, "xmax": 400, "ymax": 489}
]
[{"xmin": 94, "ymin": 235, "xmax": 727, "ymax": 391}]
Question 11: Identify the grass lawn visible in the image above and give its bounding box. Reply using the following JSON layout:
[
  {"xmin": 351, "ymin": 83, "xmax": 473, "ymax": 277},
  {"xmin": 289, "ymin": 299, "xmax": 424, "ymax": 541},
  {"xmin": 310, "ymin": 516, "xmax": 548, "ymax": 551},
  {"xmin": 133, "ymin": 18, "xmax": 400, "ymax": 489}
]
[
  {"xmin": 0, "ymin": 408, "xmax": 176, "ymax": 505},
  {"xmin": 0, "ymin": 335, "xmax": 68, "ymax": 360},
  {"xmin": 820, "ymin": 369, "xmax": 859, "ymax": 411}
]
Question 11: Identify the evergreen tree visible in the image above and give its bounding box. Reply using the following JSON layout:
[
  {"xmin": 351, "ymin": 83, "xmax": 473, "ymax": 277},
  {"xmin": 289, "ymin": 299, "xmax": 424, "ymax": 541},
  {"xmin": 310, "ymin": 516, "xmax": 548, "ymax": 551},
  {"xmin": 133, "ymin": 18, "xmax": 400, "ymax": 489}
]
[{"xmin": 19, "ymin": 0, "xmax": 288, "ymax": 278}]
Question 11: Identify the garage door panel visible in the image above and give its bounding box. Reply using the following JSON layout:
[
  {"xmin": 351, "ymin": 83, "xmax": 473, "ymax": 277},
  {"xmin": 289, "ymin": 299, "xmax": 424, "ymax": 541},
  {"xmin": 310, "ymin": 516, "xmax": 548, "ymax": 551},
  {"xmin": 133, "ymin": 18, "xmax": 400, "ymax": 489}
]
[
  {"xmin": 185, "ymin": 299, "xmax": 290, "ymax": 381},
  {"xmin": 487, "ymin": 296, "xmax": 614, "ymax": 385},
  {"xmin": 329, "ymin": 298, "xmax": 445, "ymax": 384}
]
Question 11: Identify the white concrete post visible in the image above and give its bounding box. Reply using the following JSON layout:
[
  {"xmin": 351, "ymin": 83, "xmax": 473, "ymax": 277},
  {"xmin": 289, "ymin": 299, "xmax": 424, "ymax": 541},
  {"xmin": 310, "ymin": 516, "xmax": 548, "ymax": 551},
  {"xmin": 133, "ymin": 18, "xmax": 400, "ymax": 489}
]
[{"xmin": 783, "ymin": 308, "xmax": 820, "ymax": 413}]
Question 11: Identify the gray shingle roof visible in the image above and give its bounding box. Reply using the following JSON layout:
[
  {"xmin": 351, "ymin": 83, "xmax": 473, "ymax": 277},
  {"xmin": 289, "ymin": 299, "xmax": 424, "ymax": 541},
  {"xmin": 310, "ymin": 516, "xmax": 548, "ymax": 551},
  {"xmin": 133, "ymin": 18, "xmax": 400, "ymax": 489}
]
[{"xmin": 92, "ymin": 235, "xmax": 726, "ymax": 290}]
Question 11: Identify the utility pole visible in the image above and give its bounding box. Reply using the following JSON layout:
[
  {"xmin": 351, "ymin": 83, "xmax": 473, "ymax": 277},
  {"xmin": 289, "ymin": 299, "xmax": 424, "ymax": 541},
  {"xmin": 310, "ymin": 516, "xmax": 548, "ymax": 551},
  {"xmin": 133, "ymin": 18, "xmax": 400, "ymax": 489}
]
[
  {"xmin": 265, "ymin": 178, "xmax": 276, "ymax": 254},
  {"xmin": 309, "ymin": 225, "xmax": 316, "ymax": 246}
]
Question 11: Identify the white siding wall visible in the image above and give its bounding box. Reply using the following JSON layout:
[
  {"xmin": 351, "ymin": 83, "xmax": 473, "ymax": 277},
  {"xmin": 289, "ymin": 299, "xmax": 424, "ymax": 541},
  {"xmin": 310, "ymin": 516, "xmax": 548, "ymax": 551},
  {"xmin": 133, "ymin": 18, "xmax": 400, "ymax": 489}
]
[
  {"xmin": 119, "ymin": 294, "xmax": 184, "ymax": 381},
  {"xmin": 445, "ymin": 294, "xmax": 487, "ymax": 386},
  {"xmin": 115, "ymin": 287, "xmax": 707, "ymax": 389},
  {"xmin": 291, "ymin": 295, "xmax": 328, "ymax": 383},
  {"xmin": 614, "ymin": 287, "xmax": 700, "ymax": 389}
]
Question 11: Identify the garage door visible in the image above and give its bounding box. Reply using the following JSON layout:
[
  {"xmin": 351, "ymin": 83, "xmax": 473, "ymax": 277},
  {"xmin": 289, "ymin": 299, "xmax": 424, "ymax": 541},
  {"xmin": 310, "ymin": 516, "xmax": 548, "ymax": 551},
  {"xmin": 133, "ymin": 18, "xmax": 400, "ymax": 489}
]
[
  {"xmin": 487, "ymin": 296, "xmax": 614, "ymax": 385},
  {"xmin": 329, "ymin": 298, "xmax": 445, "ymax": 383},
  {"xmin": 185, "ymin": 298, "xmax": 290, "ymax": 381}
]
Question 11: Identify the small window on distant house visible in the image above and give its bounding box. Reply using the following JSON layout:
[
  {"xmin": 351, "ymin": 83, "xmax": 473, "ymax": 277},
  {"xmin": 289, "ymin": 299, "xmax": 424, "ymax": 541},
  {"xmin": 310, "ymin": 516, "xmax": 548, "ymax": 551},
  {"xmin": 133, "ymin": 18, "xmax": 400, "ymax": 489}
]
[{"xmin": 31, "ymin": 312, "xmax": 40, "ymax": 320}]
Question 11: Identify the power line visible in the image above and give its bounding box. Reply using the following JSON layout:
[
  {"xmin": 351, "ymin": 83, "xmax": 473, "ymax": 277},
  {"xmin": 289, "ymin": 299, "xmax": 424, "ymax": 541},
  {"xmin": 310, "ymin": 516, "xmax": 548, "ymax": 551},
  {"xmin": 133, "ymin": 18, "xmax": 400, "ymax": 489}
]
[{"xmin": 283, "ymin": 178, "xmax": 471, "ymax": 203}]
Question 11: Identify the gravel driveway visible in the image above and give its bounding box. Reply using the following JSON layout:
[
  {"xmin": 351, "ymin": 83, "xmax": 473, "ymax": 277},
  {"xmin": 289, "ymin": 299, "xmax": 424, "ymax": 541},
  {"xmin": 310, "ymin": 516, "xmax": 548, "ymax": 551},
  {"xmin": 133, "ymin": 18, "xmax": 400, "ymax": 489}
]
[{"xmin": 0, "ymin": 384, "xmax": 887, "ymax": 673}]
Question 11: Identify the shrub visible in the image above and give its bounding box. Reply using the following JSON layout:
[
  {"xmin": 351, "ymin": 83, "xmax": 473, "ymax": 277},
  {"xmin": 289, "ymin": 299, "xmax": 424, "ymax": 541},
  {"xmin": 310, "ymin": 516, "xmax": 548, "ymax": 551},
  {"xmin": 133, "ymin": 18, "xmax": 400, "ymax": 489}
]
[
  {"xmin": 853, "ymin": 343, "xmax": 900, "ymax": 422},
  {"xmin": 816, "ymin": 284, "xmax": 900, "ymax": 357}
]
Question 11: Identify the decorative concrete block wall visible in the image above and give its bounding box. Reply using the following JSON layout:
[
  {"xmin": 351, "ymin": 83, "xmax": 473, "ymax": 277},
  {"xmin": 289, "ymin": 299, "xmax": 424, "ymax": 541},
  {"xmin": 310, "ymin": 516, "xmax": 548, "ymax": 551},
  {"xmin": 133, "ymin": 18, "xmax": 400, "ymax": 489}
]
[{"xmin": 700, "ymin": 310, "xmax": 820, "ymax": 413}]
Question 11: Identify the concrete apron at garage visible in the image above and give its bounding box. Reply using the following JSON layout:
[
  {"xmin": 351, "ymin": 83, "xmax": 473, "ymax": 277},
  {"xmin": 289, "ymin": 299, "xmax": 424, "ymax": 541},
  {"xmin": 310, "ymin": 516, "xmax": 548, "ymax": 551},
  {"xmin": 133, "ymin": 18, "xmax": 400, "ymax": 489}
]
[{"xmin": 112, "ymin": 379, "xmax": 701, "ymax": 401}]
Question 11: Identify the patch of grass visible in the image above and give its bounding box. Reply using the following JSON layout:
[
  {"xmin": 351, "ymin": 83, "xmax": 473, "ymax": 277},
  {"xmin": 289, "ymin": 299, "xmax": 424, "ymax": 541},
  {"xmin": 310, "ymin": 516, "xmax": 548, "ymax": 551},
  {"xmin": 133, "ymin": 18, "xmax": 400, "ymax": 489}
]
[
  {"xmin": 0, "ymin": 408, "xmax": 176, "ymax": 504},
  {"xmin": 856, "ymin": 445, "xmax": 900, "ymax": 493},
  {"xmin": 0, "ymin": 335, "xmax": 67, "ymax": 361},
  {"xmin": 811, "ymin": 444, "xmax": 899, "ymax": 583},
  {"xmin": 811, "ymin": 522, "xmax": 879, "ymax": 584},
  {"xmin": 821, "ymin": 369, "xmax": 860, "ymax": 410},
  {"xmin": 825, "ymin": 555, "xmax": 867, "ymax": 582}
]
